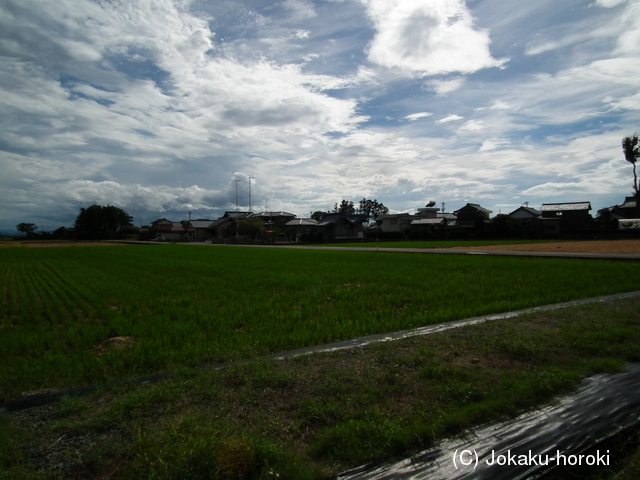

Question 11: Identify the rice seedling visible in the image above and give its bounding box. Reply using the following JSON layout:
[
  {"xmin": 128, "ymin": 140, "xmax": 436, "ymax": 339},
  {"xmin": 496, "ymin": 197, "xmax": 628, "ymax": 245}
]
[{"xmin": 1, "ymin": 244, "xmax": 639, "ymax": 400}]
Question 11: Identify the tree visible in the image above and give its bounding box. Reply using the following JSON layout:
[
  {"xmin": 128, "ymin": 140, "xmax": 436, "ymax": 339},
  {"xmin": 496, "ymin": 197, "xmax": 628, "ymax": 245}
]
[
  {"xmin": 358, "ymin": 198, "xmax": 389, "ymax": 220},
  {"xmin": 74, "ymin": 205, "xmax": 134, "ymax": 240},
  {"xmin": 310, "ymin": 211, "xmax": 326, "ymax": 221},
  {"xmin": 16, "ymin": 223, "xmax": 37, "ymax": 235},
  {"xmin": 623, "ymin": 134, "xmax": 640, "ymax": 217},
  {"xmin": 333, "ymin": 200, "xmax": 355, "ymax": 215},
  {"xmin": 623, "ymin": 134, "xmax": 640, "ymax": 196},
  {"xmin": 237, "ymin": 217, "xmax": 265, "ymax": 240}
]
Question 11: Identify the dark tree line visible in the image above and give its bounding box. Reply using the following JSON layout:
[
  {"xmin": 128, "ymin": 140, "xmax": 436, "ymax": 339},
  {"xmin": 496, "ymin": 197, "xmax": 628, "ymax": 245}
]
[
  {"xmin": 311, "ymin": 198, "xmax": 389, "ymax": 221},
  {"xmin": 74, "ymin": 205, "xmax": 134, "ymax": 240}
]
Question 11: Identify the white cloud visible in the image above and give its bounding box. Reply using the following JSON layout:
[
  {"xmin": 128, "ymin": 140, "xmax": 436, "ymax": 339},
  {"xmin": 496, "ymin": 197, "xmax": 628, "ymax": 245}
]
[
  {"xmin": 362, "ymin": 0, "xmax": 507, "ymax": 76},
  {"xmin": 425, "ymin": 77, "xmax": 466, "ymax": 94},
  {"xmin": 596, "ymin": 0, "xmax": 627, "ymax": 8},
  {"xmin": 490, "ymin": 101, "xmax": 512, "ymax": 110},
  {"xmin": 436, "ymin": 114, "xmax": 463, "ymax": 123},
  {"xmin": 479, "ymin": 139, "xmax": 508, "ymax": 151},
  {"xmin": 405, "ymin": 112, "xmax": 433, "ymax": 121},
  {"xmin": 459, "ymin": 120, "xmax": 484, "ymax": 132}
]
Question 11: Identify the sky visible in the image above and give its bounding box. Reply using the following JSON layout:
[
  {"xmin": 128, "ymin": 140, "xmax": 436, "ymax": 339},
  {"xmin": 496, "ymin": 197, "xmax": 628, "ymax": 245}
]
[{"xmin": 1, "ymin": 0, "xmax": 640, "ymax": 232}]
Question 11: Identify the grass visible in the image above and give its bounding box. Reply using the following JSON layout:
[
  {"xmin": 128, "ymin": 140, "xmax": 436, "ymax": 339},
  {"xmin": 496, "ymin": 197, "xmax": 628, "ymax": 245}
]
[
  {"xmin": 2, "ymin": 295, "xmax": 640, "ymax": 479},
  {"xmin": 2, "ymin": 244, "xmax": 640, "ymax": 400}
]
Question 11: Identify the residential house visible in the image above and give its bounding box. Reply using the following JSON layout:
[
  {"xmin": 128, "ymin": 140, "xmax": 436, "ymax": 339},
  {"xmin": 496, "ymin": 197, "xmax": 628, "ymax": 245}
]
[
  {"xmin": 315, "ymin": 213, "xmax": 368, "ymax": 239},
  {"xmin": 150, "ymin": 218, "xmax": 186, "ymax": 241},
  {"xmin": 209, "ymin": 212, "xmax": 252, "ymax": 238},
  {"xmin": 284, "ymin": 217, "xmax": 319, "ymax": 241},
  {"xmin": 378, "ymin": 213, "xmax": 415, "ymax": 233},
  {"xmin": 453, "ymin": 203, "xmax": 492, "ymax": 228},
  {"xmin": 599, "ymin": 196, "xmax": 638, "ymax": 220},
  {"xmin": 182, "ymin": 219, "xmax": 216, "ymax": 241},
  {"xmin": 539, "ymin": 202, "xmax": 592, "ymax": 235},
  {"xmin": 508, "ymin": 206, "xmax": 541, "ymax": 220}
]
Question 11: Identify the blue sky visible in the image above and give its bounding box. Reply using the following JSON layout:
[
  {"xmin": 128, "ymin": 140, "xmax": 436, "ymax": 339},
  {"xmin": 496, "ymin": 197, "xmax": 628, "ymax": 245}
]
[{"xmin": 1, "ymin": 0, "xmax": 639, "ymax": 231}]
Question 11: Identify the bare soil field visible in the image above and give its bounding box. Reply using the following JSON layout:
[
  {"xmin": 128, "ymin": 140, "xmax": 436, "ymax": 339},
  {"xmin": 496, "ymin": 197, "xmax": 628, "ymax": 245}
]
[
  {"xmin": 450, "ymin": 240, "xmax": 640, "ymax": 255},
  {"xmin": 19, "ymin": 241, "xmax": 117, "ymax": 248}
]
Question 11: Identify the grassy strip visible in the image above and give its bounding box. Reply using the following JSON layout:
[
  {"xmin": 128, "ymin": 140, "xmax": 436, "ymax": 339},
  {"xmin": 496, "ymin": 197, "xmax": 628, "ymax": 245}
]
[
  {"xmin": 305, "ymin": 239, "xmax": 569, "ymax": 249},
  {"xmin": 2, "ymin": 296, "xmax": 640, "ymax": 479},
  {"xmin": 2, "ymin": 245, "xmax": 640, "ymax": 399}
]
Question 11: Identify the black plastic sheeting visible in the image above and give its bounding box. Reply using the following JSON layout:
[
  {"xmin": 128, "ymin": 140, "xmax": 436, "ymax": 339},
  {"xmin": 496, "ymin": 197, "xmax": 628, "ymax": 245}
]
[{"xmin": 336, "ymin": 363, "xmax": 640, "ymax": 480}]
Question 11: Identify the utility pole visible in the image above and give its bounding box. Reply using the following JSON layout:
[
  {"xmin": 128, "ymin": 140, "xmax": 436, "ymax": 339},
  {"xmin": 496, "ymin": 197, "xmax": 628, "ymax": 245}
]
[
  {"xmin": 249, "ymin": 176, "xmax": 254, "ymax": 214},
  {"xmin": 235, "ymin": 179, "xmax": 241, "ymax": 212}
]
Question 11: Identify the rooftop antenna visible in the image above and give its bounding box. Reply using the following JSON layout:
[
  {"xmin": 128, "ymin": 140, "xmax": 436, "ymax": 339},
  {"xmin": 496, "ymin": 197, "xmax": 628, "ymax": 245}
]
[
  {"xmin": 188, "ymin": 210, "xmax": 191, "ymax": 221},
  {"xmin": 441, "ymin": 202, "xmax": 445, "ymax": 213}
]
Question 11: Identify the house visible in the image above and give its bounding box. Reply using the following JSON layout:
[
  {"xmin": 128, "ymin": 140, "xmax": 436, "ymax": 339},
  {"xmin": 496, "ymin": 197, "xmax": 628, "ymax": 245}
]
[
  {"xmin": 284, "ymin": 217, "xmax": 319, "ymax": 241},
  {"xmin": 416, "ymin": 201, "xmax": 440, "ymax": 219},
  {"xmin": 209, "ymin": 212, "xmax": 252, "ymax": 238},
  {"xmin": 315, "ymin": 213, "xmax": 368, "ymax": 239},
  {"xmin": 508, "ymin": 206, "xmax": 541, "ymax": 220},
  {"xmin": 539, "ymin": 202, "xmax": 592, "ymax": 235},
  {"xmin": 150, "ymin": 218, "xmax": 186, "ymax": 240},
  {"xmin": 378, "ymin": 213, "xmax": 414, "ymax": 233},
  {"xmin": 599, "ymin": 196, "xmax": 638, "ymax": 220},
  {"xmin": 182, "ymin": 219, "xmax": 216, "ymax": 241},
  {"xmin": 251, "ymin": 211, "xmax": 297, "ymax": 225},
  {"xmin": 453, "ymin": 203, "xmax": 492, "ymax": 228}
]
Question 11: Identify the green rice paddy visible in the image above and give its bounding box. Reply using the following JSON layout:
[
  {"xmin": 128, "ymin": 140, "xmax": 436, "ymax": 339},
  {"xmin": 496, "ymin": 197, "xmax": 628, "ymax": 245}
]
[{"xmin": 2, "ymin": 244, "xmax": 640, "ymax": 400}]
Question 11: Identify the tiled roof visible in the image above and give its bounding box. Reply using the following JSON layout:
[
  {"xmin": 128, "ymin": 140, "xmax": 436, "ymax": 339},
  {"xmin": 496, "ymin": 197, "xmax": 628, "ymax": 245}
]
[
  {"xmin": 253, "ymin": 211, "xmax": 296, "ymax": 217},
  {"xmin": 187, "ymin": 220, "xmax": 215, "ymax": 228},
  {"xmin": 540, "ymin": 202, "xmax": 591, "ymax": 212},
  {"xmin": 285, "ymin": 218, "xmax": 318, "ymax": 226},
  {"xmin": 411, "ymin": 218, "xmax": 445, "ymax": 225}
]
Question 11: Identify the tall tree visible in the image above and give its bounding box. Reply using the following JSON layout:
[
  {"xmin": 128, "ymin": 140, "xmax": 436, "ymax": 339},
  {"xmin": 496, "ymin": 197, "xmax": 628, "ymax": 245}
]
[
  {"xmin": 623, "ymin": 134, "xmax": 640, "ymax": 196},
  {"xmin": 623, "ymin": 134, "xmax": 640, "ymax": 217},
  {"xmin": 16, "ymin": 223, "xmax": 37, "ymax": 235},
  {"xmin": 333, "ymin": 200, "xmax": 355, "ymax": 215},
  {"xmin": 74, "ymin": 205, "xmax": 134, "ymax": 240},
  {"xmin": 358, "ymin": 198, "xmax": 389, "ymax": 220}
]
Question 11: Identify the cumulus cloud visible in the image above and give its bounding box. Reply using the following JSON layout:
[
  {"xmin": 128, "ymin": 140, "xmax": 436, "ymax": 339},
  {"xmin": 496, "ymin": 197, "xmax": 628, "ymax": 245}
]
[
  {"xmin": 0, "ymin": 0, "xmax": 639, "ymax": 231},
  {"xmin": 362, "ymin": 0, "xmax": 506, "ymax": 76}
]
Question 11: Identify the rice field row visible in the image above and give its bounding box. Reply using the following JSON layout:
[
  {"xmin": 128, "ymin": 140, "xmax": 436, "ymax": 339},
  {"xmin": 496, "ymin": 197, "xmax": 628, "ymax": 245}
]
[{"xmin": 2, "ymin": 244, "xmax": 640, "ymax": 400}]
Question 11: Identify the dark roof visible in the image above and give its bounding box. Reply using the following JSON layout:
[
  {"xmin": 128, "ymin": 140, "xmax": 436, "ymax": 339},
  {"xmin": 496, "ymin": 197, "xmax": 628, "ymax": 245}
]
[
  {"xmin": 620, "ymin": 197, "xmax": 637, "ymax": 209},
  {"xmin": 185, "ymin": 220, "xmax": 215, "ymax": 229},
  {"xmin": 454, "ymin": 203, "xmax": 492, "ymax": 214},
  {"xmin": 315, "ymin": 213, "xmax": 367, "ymax": 226},
  {"xmin": 508, "ymin": 206, "xmax": 541, "ymax": 217}
]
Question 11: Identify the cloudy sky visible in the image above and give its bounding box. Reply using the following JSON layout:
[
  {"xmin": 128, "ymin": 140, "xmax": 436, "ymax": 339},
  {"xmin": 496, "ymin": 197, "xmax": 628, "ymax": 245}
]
[{"xmin": 1, "ymin": 0, "xmax": 639, "ymax": 231}]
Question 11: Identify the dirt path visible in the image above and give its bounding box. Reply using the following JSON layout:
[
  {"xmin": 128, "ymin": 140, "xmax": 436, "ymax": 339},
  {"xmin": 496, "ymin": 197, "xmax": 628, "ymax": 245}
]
[{"xmin": 449, "ymin": 240, "xmax": 640, "ymax": 255}]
